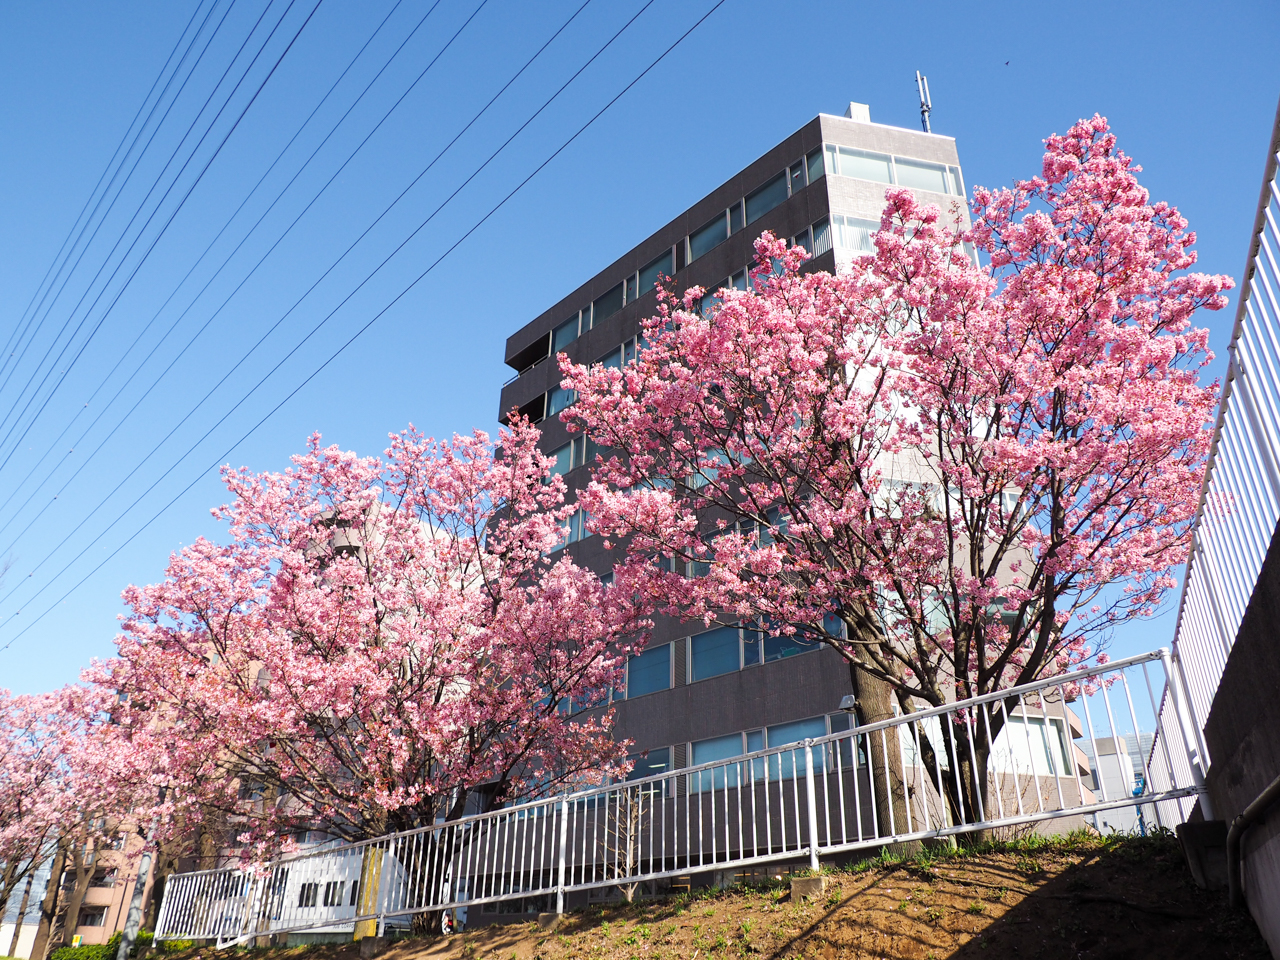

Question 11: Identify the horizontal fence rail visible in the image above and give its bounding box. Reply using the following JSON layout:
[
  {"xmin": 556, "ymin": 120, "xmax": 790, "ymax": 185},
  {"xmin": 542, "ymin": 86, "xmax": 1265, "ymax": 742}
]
[{"xmin": 156, "ymin": 649, "xmax": 1205, "ymax": 945}]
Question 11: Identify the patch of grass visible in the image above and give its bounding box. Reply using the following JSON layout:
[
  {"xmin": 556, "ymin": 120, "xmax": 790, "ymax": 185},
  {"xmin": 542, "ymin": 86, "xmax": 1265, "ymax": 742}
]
[{"xmin": 966, "ymin": 901, "xmax": 986, "ymax": 915}]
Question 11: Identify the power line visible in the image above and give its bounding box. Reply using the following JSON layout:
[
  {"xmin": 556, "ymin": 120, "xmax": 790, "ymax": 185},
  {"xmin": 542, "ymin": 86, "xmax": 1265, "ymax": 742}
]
[
  {"xmin": 0, "ymin": 0, "xmax": 412, "ymax": 533},
  {"xmin": 0, "ymin": 0, "xmax": 472, "ymax": 549},
  {"xmin": 0, "ymin": 0, "xmax": 318, "ymax": 467},
  {"xmin": 0, "ymin": 0, "xmax": 215, "ymax": 380},
  {"xmin": 0, "ymin": 0, "xmax": 234, "ymax": 393},
  {"xmin": 0, "ymin": 0, "xmax": 275, "ymax": 446},
  {"xmin": 0, "ymin": 0, "xmax": 730, "ymax": 652},
  {"xmin": 0, "ymin": 0, "xmax": 524, "ymax": 569}
]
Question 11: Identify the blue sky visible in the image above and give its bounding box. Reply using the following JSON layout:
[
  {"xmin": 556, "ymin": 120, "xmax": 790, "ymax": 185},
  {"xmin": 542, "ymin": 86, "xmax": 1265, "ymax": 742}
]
[{"xmin": 0, "ymin": 0, "xmax": 1276, "ymax": 694}]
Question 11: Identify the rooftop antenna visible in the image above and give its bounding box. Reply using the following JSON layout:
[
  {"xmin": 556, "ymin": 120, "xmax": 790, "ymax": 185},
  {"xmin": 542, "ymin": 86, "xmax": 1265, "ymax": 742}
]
[{"xmin": 916, "ymin": 70, "xmax": 932, "ymax": 133}]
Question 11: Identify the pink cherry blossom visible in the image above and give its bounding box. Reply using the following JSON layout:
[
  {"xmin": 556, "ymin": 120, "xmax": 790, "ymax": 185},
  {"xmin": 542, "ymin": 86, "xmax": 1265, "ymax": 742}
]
[
  {"xmin": 561, "ymin": 116, "xmax": 1227, "ymax": 823},
  {"xmin": 78, "ymin": 420, "xmax": 647, "ymax": 855}
]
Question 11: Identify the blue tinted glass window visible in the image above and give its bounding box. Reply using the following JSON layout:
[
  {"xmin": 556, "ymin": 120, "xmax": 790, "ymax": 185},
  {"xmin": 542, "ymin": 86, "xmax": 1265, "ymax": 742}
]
[
  {"xmin": 745, "ymin": 172, "xmax": 787, "ymax": 224},
  {"xmin": 766, "ymin": 716, "xmax": 828, "ymax": 779},
  {"xmin": 690, "ymin": 625, "xmax": 740, "ymax": 681},
  {"xmin": 807, "ymin": 148, "xmax": 824, "ymax": 184},
  {"xmin": 553, "ymin": 314, "xmax": 580, "ymax": 352},
  {"xmin": 763, "ymin": 629, "xmax": 820, "ymax": 663},
  {"xmin": 547, "ymin": 385, "xmax": 575, "ymax": 416},
  {"xmin": 627, "ymin": 746, "xmax": 671, "ymax": 780},
  {"xmin": 639, "ymin": 251, "xmax": 673, "ymax": 297},
  {"xmin": 594, "ymin": 282, "xmax": 625, "ymax": 322},
  {"xmin": 600, "ymin": 346, "xmax": 623, "ymax": 370},
  {"xmin": 689, "ymin": 213, "xmax": 728, "ymax": 260},
  {"xmin": 690, "ymin": 733, "xmax": 744, "ymax": 792},
  {"xmin": 626, "ymin": 644, "xmax": 670, "ymax": 698},
  {"xmin": 549, "ymin": 442, "xmax": 574, "ymax": 478}
]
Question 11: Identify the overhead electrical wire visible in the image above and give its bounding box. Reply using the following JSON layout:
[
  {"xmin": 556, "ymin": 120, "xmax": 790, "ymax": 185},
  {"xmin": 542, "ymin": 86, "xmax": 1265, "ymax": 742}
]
[
  {"xmin": 0, "ymin": 0, "xmax": 415, "ymax": 526},
  {"xmin": 0, "ymin": 0, "xmax": 472, "ymax": 548},
  {"xmin": 0, "ymin": 0, "xmax": 548, "ymax": 549},
  {"xmin": 0, "ymin": 0, "xmax": 730, "ymax": 652},
  {"xmin": 0, "ymin": 0, "xmax": 320, "ymax": 468},
  {"xmin": 0, "ymin": 0, "xmax": 216, "ymax": 383},
  {"xmin": 0, "ymin": 0, "xmax": 254, "ymax": 412},
  {"xmin": 0, "ymin": 0, "xmax": 234, "ymax": 393}
]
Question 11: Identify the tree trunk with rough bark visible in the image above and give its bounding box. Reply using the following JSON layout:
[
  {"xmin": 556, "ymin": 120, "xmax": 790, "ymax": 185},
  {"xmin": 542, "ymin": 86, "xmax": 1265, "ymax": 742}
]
[
  {"xmin": 29, "ymin": 840, "xmax": 68, "ymax": 960},
  {"xmin": 59, "ymin": 841, "xmax": 95, "ymax": 952},
  {"xmin": 849, "ymin": 663, "xmax": 920, "ymax": 857}
]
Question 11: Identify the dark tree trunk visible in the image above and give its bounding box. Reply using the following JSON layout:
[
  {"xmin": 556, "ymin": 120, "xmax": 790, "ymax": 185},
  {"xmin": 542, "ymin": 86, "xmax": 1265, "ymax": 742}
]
[
  {"xmin": 850, "ymin": 662, "xmax": 920, "ymax": 856},
  {"xmin": 7, "ymin": 868, "xmax": 37, "ymax": 957},
  {"xmin": 59, "ymin": 842, "xmax": 95, "ymax": 952},
  {"xmin": 29, "ymin": 840, "xmax": 68, "ymax": 960}
]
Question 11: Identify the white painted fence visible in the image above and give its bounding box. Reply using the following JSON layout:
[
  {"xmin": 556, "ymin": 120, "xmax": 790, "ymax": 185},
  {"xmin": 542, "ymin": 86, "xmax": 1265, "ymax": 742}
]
[
  {"xmin": 1147, "ymin": 134, "xmax": 1280, "ymax": 821},
  {"xmin": 155, "ymin": 649, "xmax": 1204, "ymax": 945}
]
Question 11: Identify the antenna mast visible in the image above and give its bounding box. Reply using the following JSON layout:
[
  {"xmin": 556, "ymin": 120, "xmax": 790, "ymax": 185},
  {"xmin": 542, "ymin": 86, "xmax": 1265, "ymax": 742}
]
[{"xmin": 916, "ymin": 71, "xmax": 932, "ymax": 133}]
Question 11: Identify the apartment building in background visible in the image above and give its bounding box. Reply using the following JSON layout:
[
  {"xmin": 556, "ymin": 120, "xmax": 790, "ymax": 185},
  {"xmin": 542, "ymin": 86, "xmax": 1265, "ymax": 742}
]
[
  {"xmin": 495, "ymin": 102, "xmax": 982, "ymax": 801},
  {"xmin": 0, "ymin": 831, "xmax": 153, "ymax": 960}
]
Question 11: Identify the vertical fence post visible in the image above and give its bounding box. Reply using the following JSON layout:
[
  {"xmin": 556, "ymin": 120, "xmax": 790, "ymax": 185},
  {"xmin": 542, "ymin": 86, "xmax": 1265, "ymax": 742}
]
[
  {"xmin": 803, "ymin": 739, "xmax": 820, "ymax": 872},
  {"xmin": 555, "ymin": 798, "xmax": 568, "ymax": 915},
  {"xmin": 1159, "ymin": 647, "xmax": 1214, "ymax": 820}
]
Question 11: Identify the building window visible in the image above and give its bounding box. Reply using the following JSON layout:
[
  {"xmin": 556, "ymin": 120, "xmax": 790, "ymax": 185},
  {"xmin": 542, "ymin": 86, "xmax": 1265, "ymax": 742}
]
[
  {"xmin": 548, "ymin": 436, "xmax": 601, "ymax": 478},
  {"xmin": 761, "ymin": 627, "xmax": 821, "ymax": 664},
  {"xmin": 89, "ymin": 868, "xmax": 117, "ymax": 888},
  {"xmin": 832, "ymin": 214, "xmax": 879, "ymax": 255},
  {"xmin": 690, "ymin": 714, "xmax": 854, "ymax": 792},
  {"xmin": 547, "ymin": 384, "xmax": 575, "ymax": 416},
  {"xmin": 639, "ymin": 251, "xmax": 674, "ymax": 298},
  {"xmin": 746, "ymin": 172, "xmax": 788, "ymax": 224},
  {"xmin": 627, "ymin": 746, "xmax": 671, "ymax": 780},
  {"xmin": 549, "ymin": 438, "xmax": 581, "ymax": 479},
  {"xmin": 689, "ymin": 732, "xmax": 747, "ymax": 792},
  {"xmin": 79, "ymin": 906, "xmax": 108, "ymax": 928},
  {"xmin": 689, "ymin": 624, "xmax": 742, "ymax": 681},
  {"xmin": 811, "ymin": 217, "xmax": 832, "ymax": 256},
  {"xmin": 788, "ymin": 159, "xmax": 807, "ymax": 196},
  {"xmin": 806, "ymin": 147, "xmax": 824, "ymax": 185},
  {"xmin": 594, "ymin": 282, "xmax": 625, "ymax": 324},
  {"xmin": 893, "ymin": 157, "xmax": 951, "ymax": 195},
  {"xmin": 823, "ymin": 143, "xmax": 963, "ymax": 196},
  {"xmin": 553, "ymin": 314, "xmax": 579, "ymax": 353},
  {"xmin": 298, "ymin": 882, "xmax": 319, "ymax": 908},
  {"xmin": 626, "ymin": 643, "xmax": 671, "ymax": 698},
  {"xmin": 322, "ymin": 881, "xmax": 345, "ymax": 907},
  {"xmin": 689, "ymin": 212, "xmax": 729, "ymax": 261},
  {"xmin": 596, "ymin": 336, "xmax": 639, "ymax": 370},
  {"xmin": 556, "ymin": 506, "xmax": 592, "ymax": 548}
]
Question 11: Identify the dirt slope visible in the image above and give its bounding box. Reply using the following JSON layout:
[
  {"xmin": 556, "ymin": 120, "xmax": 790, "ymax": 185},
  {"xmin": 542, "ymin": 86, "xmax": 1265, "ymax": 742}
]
[{"xmin": 177, "ymin": 835, "xmax": 1269, "ymax": 960}]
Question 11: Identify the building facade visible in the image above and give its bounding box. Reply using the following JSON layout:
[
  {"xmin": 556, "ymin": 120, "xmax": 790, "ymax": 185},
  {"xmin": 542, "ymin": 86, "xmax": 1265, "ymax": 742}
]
[{"xmin": 495, "ymin": 103, "xmax": 974, "ymax": 787}]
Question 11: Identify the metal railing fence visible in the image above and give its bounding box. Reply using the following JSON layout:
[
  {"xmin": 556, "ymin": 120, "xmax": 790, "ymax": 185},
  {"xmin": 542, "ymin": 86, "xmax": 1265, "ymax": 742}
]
[
  {"xmin": 155, "ymin": 649, "xmax": 1204, "ymax": 945},
  {"xmin": 1149, "ymin": 119, "xmax": 1280, "ymax": 817}
]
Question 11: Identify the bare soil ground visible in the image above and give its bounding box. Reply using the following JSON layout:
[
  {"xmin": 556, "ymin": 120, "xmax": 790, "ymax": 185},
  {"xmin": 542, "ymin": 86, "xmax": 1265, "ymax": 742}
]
[{"xmin": 173, "ymin": 834, "xmax": 1268, "ymax": 960}]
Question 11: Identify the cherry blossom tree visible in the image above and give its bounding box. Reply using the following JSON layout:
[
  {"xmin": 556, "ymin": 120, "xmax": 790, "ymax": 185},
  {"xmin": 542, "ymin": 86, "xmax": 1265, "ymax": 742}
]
[
  {"xmin": 0, "ymin": 689, "xmax": 79, "ymax": 935},
  {"xmin": 562, "ymin": 116, "xmax": 1229, "ymax": 827},
  {"xmin": 85, "ymin": 419, "xmax": 646, "ymax": 854}
]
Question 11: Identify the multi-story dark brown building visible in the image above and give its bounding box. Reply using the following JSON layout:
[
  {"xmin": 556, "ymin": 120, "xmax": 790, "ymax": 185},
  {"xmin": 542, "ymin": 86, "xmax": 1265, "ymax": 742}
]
[{"xmin": 496, "ymin": 102, "xmax": 970, "ymax": 791}]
